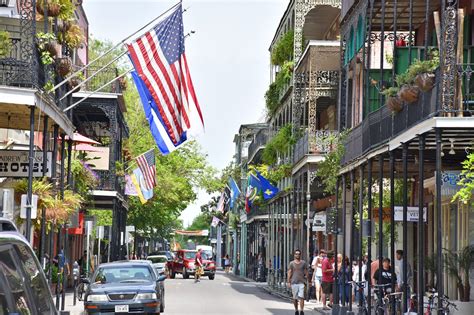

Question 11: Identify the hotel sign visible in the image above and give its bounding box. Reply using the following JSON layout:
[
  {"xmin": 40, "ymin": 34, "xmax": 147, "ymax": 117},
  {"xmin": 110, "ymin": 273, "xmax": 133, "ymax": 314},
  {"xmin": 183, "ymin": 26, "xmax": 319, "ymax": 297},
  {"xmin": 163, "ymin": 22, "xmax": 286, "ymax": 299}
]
[{"xmin": 0, "ymin": 150, "xmax": 52, "ymax": 177}]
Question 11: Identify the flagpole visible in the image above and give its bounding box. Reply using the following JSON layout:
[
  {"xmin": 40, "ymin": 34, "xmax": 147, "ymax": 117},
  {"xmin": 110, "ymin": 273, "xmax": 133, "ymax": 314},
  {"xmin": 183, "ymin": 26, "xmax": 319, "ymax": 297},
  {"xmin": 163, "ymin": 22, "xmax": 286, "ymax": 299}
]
[
  {"xmin": 63, "ymin": 68, "xmax": 133, "ymax": 112},
  {"xmin": 50, "ymin": 1, "xmax": 182, "ymax": 92}
]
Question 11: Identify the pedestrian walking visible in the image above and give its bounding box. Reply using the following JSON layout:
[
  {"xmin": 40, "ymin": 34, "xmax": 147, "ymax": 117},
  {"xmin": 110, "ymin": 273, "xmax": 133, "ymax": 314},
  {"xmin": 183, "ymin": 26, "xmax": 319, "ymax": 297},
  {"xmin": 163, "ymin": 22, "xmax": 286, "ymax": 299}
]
[
  {"xmin": 195, "ymin": 248, "xmax": 204, "ymax": 283},
  {"xmin": 337, "ymin": 256, "xmax": 351, "ymax": 306},
  {"xmin": 224, "ymin": 254, "xmax": 231, "ymax": 273},
  {"xmin": 287, "ymin": 249, "xmax": 309, "ymax": 315},
  {"xmin": 311, "ymin": 249, "xmax": 324, "ymax": 303},
  {"xmin": 321, "ymin": 251, "xmax": 335, "ymax": 310},
  {"xmin": 373, "ymin": 258, "xmax": 398, "ymax": 296}
]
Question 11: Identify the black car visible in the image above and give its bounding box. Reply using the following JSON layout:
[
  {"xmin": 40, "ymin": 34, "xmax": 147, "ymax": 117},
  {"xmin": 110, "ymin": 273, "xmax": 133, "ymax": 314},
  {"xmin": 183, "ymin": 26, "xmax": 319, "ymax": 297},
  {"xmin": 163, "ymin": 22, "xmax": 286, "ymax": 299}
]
[
  {"xmin": 0, "ymin": 227, "xmax": 69, "ymax": 315},
  {"xmin": 84, "ymin": 260, "xmax": 165, "ymax": 314}
]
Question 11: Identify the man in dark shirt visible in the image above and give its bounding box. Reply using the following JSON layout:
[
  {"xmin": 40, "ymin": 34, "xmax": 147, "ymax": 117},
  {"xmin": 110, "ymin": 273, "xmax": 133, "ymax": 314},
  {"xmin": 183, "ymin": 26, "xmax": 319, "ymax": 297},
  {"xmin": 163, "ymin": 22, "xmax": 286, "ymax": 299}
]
[{"xmin": 373, "ymin": 258, "xmax": 398, "ymax": 295}]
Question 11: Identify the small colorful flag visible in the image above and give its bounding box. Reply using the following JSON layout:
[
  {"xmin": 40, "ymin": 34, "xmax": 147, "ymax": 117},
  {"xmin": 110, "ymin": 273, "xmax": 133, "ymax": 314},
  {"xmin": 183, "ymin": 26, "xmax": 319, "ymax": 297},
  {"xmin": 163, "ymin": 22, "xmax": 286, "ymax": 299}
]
[
  {"xmin": 125, "ymin": 174, "xmax": 138, "ymax": 196},
  {"xmin": 228, "ymin": 177, "xmax": 241, "ymax": 209},
  {"xmin": 211, "ymin": 216, "xmax": 220, "ymax": 227},
  {"xmin": 256, "ymin": 172, "xmax": 279, "ymax": 200},
  {"xmin": 216, "ymin": 186, "xmax": 231, "ymax": 213},
  {"xmin": 245, "ymin": 174, "xmax": 261, "ymax": 213},
  {"xmin": 131, "ymin": 167, "xmax": 153, "ymax": 204},
  {"xmin": 136, "ymin": 149, "xmax": 156, "ymax": 190}
]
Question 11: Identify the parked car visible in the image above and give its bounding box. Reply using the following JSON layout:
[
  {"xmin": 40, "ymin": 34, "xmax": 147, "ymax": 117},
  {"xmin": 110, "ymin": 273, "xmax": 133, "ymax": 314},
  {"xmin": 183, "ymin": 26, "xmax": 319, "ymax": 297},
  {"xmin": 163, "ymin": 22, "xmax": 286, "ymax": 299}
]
[
  {"xmin": 147, "ymin": 255, "xmax": 168, "ymax": 275},
  {"xmin": 168, "ymin": 249, "xmax": 216, "ymax": 280},
  {"xmin": 0, "ymin": 217, "xmax": 18, "ymax": 231},
  {"xmin": 0, "ymin": 227, "xmax": 69, "ymax": 314},
  {"xmin": 84, "ymin": 260, "xmax": 166, "ymax": 314}
]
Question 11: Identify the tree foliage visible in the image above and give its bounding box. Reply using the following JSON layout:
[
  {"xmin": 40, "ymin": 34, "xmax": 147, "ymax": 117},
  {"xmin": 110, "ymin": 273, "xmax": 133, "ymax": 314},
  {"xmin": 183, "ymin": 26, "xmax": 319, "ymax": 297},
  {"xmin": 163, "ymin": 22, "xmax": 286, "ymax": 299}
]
[
  {"xmin": 452, "ymin": 152, "xmax": 474, "ymax": 206},
  {"xmin": 271, "ymin": 31, "xmax": 294, "ymax": 66}
]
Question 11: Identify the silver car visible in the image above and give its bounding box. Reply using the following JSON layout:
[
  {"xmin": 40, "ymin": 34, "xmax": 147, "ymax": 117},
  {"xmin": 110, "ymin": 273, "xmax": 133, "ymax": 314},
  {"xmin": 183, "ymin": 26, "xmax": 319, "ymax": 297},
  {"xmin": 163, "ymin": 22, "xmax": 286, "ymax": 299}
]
[{"xmin": 147, "ymin": 255, "xmax": 169, "ymax": 276}]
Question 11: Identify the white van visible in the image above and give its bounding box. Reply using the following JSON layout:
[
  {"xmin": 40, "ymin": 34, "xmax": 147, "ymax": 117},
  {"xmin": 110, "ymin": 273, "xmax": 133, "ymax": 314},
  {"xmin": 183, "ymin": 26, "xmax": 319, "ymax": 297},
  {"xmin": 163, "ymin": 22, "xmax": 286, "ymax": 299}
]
[{"xmin": 196, "ymin": 245, "xmax": 213, "ymax": 260}]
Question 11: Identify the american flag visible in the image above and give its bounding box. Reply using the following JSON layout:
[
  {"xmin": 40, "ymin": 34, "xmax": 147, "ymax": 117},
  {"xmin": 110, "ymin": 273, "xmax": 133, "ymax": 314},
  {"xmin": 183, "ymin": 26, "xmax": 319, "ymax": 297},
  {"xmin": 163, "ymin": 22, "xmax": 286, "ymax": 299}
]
[
  {"xmin": 136, "ymin": 149, "xmax": 156, "ymax": 190},
  {"xmin": 127, "ymin": 4, "xmax": 204, "ymax": 145}
]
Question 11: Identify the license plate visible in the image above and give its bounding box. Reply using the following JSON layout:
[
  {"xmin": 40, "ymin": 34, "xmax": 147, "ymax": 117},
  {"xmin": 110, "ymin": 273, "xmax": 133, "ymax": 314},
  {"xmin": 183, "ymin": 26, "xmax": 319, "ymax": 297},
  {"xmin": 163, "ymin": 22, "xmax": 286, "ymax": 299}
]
[{"xmin": 115, "ymin": 305, "xmax": 129, "ymax": 312}]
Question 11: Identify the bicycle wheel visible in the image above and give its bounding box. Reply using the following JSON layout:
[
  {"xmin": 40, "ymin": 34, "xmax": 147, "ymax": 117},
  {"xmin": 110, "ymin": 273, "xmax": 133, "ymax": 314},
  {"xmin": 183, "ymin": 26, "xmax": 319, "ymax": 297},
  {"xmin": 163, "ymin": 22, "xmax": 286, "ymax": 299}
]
[{"xmin": 77, "ymin": 282, "xmax": 84, "ymax": 301}]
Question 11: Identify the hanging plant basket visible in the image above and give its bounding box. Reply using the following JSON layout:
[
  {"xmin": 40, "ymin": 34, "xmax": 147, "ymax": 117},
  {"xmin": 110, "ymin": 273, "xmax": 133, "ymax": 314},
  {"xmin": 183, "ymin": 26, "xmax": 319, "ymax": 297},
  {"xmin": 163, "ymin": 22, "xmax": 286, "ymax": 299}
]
[
  {"xmin": 56, "ymin": 57, "xmax": 72, "ymax": 77},
  {"xmin": 43, "ymin": 41, "xmax": 60, "ymax": 58},
  {"xmin": 386, "ymin": 96, "xmax": 403, "ymax": 113},
  {"xmin": 118, "ymin": 77, "xmax": 127, "ymax": 90},
  {"xmin": 398, "ymin": 85, "xmax": 419, "ymax": 103},
  {"xmin": 36, "ymin": 2, "xmax": 45, "ymax": 15},
  {"xmin": 47, "ymin": 3, "xmax": 61, "ymax": 17},
  {"xmin": 58, "ymin": 21, "xmax": 72, "ymax": 33},
  {"xmin": 414, "ymin": 73, "xmax": 435, "ymax": 92}
]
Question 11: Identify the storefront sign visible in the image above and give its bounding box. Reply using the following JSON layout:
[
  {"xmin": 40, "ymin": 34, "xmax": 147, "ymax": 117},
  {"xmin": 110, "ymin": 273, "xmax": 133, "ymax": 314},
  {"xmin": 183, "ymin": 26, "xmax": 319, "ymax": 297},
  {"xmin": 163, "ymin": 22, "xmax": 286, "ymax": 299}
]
[
  {"xmin": 312, "ymin": 213, "xmax": 326, "ymax": 232},
  {"xmin": 441, "ymin": 171, "xmax": 462, "ymax": 197},
  {"xmin": 394, "ymin": 206, "xmax": 427, "ymax": 222},
  {"xmin": 0, "ymin": 150, "xmax": 52, "ymax": 177}
]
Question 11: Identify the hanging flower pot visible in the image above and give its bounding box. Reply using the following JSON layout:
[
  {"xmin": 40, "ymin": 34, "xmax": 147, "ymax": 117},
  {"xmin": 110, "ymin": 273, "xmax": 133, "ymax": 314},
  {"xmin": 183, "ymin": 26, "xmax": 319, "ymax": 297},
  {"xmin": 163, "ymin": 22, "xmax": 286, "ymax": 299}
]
[
  {"xmin": 414, "ymin": 72, "xmax": 435, "ymax": 92},
  {"xmin": 43, "ymin": 41, "xmax": 61, "ymax": 58},
  {"xmin": 58, "ymin": 21, "xmax": 72, "ymax": 33},
  {"xmin": 36, "ymin": 1, "xmax": 45, "ymax": 15},
  {"xmin": 56, "ymin": 57, "xmax": 72, "ymax": 77},
  {"xmin": 47, "ymin": 3, "xmax": 61, "ymax": 17},
  {"xmin": 386, "ymin": 96, "xmax": 403, "ymax": 113},
  {"xmin": 118, "ymin": 77, "xmax": 127, "ymax": 91},
  {"xmin": 398, "ymin": 85, "xmax": 419, "ymax": 103}
]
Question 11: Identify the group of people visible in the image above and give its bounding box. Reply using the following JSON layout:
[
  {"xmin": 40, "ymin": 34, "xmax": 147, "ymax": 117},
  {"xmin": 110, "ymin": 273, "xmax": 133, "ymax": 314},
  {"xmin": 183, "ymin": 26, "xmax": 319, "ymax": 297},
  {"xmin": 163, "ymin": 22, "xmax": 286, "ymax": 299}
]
[{"xmin": 287, "ymin": 248, "xmax": 412, "ymax": 314}]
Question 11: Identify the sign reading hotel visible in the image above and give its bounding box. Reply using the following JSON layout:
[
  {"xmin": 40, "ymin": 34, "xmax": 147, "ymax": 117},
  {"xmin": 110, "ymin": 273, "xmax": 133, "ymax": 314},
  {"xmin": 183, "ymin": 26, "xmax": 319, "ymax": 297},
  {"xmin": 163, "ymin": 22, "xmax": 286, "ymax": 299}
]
[{"xmin": 0, "ymin": 150, "xmax": 52, "ymax": 178}]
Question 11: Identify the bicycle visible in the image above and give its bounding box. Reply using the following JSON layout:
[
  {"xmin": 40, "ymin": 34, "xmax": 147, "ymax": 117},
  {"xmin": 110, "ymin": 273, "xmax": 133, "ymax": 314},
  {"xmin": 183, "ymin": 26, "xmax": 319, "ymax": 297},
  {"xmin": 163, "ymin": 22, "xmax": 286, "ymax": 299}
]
[
  {"xmin": 348, "ymin": 280, "xmax": 368, "ymax": 315},
  {"xmin": 373, "ymin": 283, "xmax": 403, "ymax": 315},
  {"xmin": 424, "ymin": 289, "xmax": 458, "ymax": 315},
  {"xmin": 76, "ymin": 276, "xmax": 89, "ymax": 301}
]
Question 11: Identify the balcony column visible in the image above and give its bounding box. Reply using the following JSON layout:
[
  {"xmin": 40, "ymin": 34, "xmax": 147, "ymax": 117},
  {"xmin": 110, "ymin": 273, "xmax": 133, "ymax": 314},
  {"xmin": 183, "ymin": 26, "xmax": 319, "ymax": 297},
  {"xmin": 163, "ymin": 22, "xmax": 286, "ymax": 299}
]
[
  {"xmin": 349, "ymin": 170, "xmax": 355, "ymax": 310},
  {"xmin": 341, "ymin": 173, "xmax": 347, "ymax": 307},
  {"xmin": 48, "ymin": 125, "xmax": 59, "ymax": 284},
  {"xmin": 39, "ymin": 115, "xmax": 49, "ymax": 264},
  {"xmin": 358, "ymin": 165, "xmax": 364, "ymax": 309},
  {"xmin": 389, "ymin": 150, "xmax": 396, "ymax": 311},
  {"xmin": 367, "ymin": 158, "xmax": 373, "ymax": 314},
  {"xmin": 402, "ymin": 143, "xmax": 409, "ymax": 312},
  {"xmin": 25, "ymin": 106, "xmax": 35, "ymax": 242},
  {"xmin": 435, "ymin": 129, "xmax": 443, "ymax": 310},
  {"xmin": 377, "ymin": 154, "xmax": 384, "ymax": 302},
  {"xmin": 417, "ymin": 134, "xmax": 426, "ymax": 315}
]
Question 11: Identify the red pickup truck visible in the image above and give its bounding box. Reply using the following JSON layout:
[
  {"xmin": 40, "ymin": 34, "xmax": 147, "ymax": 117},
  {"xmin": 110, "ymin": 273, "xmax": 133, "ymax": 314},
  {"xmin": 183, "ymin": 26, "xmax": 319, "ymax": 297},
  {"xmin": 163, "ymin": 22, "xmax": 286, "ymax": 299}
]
[{"xmin": 168, "ymin": 249, "xmax": 216, "ymax": 280}]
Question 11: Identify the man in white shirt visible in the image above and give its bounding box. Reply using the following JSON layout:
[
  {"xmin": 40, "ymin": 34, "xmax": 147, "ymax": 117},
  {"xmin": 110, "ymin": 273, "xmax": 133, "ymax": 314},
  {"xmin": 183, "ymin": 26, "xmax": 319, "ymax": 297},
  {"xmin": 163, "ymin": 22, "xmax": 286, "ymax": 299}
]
[{"xmin": 395, "ymin": 250, "xmax": 412, "ymax": 294}]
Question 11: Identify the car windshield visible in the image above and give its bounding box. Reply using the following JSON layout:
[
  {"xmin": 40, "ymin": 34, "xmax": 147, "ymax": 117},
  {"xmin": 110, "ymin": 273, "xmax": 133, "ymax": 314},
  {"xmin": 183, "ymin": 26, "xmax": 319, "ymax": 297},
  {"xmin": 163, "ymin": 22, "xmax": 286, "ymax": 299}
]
[
  {"xmin": 148, "ymin": 257, "xmax": 167, "ymax": 264},
  {"xmin": 94, "ymin": 265, "xmax": 153, "ymax": 283},
  {"xmin": 184, "ymin": 252, "xmax": 196, "ymax": 259},
  {"xmin": 202, "ymin": 250, "xmax": 212, "ymax": 260}
]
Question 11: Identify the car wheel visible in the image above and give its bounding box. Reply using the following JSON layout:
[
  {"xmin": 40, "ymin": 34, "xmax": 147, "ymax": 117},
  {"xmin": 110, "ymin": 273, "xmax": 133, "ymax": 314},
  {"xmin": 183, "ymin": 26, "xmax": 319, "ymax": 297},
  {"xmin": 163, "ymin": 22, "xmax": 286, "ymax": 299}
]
[
  {"xmin": 209, "ymin": 274, "xmax": 215, "ymax": 280},
  {"xmin": 160, "ymin": 292, "xmax": 164, "ymax": 312},
  {"xmin": 182, "ymin": 267, "xmax": 189, "ymax": 279}
]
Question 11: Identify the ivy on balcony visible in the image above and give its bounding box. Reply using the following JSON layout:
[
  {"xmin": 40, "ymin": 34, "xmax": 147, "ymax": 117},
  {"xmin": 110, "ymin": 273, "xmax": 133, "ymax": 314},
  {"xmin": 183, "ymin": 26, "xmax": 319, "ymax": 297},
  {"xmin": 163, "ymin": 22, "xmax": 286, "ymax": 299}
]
[
  {"xmin": 262, "ymin": 124, "xmax": 295, "ymax": 165},
  {"xmin": 0, "ymin": 31, "xmax": 12, "ymax": 58},
  {"xmin": 265, "ymin": 31, "xmax": 294, "ymax": 116},
  {"xmin": 315, "ymin": 131, "xmax": 347, "ymax": 194}
]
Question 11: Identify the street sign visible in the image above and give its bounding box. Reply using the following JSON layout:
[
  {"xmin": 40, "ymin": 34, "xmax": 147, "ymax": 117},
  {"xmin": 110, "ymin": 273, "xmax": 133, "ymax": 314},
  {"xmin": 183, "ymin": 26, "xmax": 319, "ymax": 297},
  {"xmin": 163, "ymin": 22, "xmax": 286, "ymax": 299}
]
[
  {"xmin": 312, "ymin": 213, "xmax": 326, "ymax": 232},
  {"xmin": 97, "ymin": 226, "xmax": 104, "ymax": 239},
  {"xmin": 394, "ymin": 206, "xmax": 427, "ymax": 222},
  {"xmin": 20, "ymin": 194, "xmax": 38, "ymax": 219}
]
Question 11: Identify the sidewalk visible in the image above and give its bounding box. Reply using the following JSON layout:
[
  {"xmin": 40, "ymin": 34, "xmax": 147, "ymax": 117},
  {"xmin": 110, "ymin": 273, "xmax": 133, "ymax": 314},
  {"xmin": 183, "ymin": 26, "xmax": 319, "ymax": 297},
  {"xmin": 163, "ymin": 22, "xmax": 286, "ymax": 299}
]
[{"xmin": 60, "ymin": 291, "xmax": 84, "ymax": 315}]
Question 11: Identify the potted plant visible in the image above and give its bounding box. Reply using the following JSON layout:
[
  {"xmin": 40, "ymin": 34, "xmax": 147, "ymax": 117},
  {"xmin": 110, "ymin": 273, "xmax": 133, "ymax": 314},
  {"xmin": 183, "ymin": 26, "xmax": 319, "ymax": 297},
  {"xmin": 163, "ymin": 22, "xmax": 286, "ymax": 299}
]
[
  {"xmin": 68, "ymin": 71, "xmax": 85, "ymax": 90},
  {"xmin": 56, "ymin": 57, "xmax": 72, "ymax": 77},
  {"xmin": 409, "ymin": 57, "xmax": 439, "ymax": 92},
  {"xmin": 59, "ymin": 23, "xmax": 84, "ymax": 49},
  {"xmin": 396, "ymin": 72, "xmax": 419, "ymax": 103},
  {"xmin": 36, "ymin": 0, "xmax": 61, "ymax": 17},
  {"xmin": 381, "ymin": 86, "xmax": 403, "ymax": 113},
  {"xmin": 37, "ymin": 32, "xmax": 59, "ymax": 63},
  {"xmin": 444, "ymin": 245, "xmax": 474, "ymax": 301},
  {"xmin": 0, "ymin": 30, "xmax": 12, "ymax": 58}
]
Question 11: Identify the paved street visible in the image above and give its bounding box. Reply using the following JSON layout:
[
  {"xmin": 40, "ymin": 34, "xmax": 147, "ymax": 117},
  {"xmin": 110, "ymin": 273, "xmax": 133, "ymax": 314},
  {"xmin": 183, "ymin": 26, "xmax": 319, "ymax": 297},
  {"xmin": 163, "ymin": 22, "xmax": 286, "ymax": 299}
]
[
  {"xmin": 64, "ymin": 271, "xmax": 321, "ymax": 315},
  {"xmin": 164, "ymin": 271, "xmax": 306, "ymax": 315}
]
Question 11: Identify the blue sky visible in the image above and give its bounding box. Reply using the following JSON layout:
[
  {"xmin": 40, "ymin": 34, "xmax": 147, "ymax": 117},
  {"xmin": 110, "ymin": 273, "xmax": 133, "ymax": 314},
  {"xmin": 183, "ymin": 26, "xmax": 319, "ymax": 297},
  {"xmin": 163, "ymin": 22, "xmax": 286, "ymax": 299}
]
[{"xmin": 83, "ymin": 0, "xmax": 288, "ymax": 226}]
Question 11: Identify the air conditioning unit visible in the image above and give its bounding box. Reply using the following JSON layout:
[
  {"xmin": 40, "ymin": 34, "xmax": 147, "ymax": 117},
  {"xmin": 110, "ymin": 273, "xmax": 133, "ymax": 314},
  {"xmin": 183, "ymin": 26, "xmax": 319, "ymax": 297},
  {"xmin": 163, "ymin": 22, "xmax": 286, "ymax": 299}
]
[{"xmin": 0, "ymin": 188, "xmax": 14, "ymax": 220}]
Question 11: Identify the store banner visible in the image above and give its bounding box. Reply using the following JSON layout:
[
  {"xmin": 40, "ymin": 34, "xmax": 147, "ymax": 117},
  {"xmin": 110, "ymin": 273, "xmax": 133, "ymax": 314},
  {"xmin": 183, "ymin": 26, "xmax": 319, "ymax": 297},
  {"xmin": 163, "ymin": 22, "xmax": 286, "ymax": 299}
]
[
  {"xmin": 394, "ymin": 206, "xmax": 427, "ymax": 222},
  {"xmin": 0, "ymin": 150, "xmax": 52, "ymax": 177}
]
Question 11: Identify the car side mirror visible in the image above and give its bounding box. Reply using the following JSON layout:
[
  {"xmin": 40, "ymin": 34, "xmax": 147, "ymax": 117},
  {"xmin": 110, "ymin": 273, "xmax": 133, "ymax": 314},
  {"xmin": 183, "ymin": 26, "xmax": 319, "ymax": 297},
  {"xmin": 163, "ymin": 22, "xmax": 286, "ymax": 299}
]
[{"xmin": 157, "ymin": 275, "xmax": 166, "ymax": 282}]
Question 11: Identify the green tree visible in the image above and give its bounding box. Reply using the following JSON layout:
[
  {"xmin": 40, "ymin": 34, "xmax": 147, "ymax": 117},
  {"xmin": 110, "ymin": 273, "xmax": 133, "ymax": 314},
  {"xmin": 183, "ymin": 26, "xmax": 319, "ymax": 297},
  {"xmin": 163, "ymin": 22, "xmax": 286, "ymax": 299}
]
[{"xmin": 453, "ymin": 152, "xmax": 474, "ymax": 206}]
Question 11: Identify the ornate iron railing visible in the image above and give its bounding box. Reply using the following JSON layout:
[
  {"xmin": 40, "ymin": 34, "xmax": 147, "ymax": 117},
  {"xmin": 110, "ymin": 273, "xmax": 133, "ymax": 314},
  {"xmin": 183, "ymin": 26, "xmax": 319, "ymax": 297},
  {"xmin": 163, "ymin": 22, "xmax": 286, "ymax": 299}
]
[
  {"xmin": 293, "ymin": 129, "xmax": 338, "ymax": 163},
  {"xmin": 247, "ymin": 128, "xmax": 269, "ymax": 164},
  {"xmin": 71, "ymin": 65, "xmax": 123, "ymax": 94}
]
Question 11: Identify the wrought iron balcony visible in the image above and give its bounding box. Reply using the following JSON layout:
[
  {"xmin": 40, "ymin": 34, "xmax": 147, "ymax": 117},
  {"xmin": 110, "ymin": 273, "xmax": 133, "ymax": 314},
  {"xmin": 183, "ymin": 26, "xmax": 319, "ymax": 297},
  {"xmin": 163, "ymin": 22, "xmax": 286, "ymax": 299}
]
[
  {"xmin": 78, "ymin": 65, "xmax": 123, "ymax": 94},
  {"xmin": 94, "ymin": 169, "xmax": 125, "ymax": 194},
  {"xmin": 247, "ymin": 128, "xmax": 269, "ymax": 165},
  {"xmin": 293, "ymin": 129, "xmax": 338, "ymax": 164}
]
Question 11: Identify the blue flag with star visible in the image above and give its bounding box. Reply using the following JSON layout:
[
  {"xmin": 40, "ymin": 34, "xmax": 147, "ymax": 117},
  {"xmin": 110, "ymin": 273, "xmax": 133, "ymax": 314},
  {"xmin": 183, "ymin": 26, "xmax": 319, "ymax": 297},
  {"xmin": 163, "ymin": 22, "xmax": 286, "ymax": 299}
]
[{"xmin": 256, "ymin": 172, "xmax": 279, "ymax": 200}]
